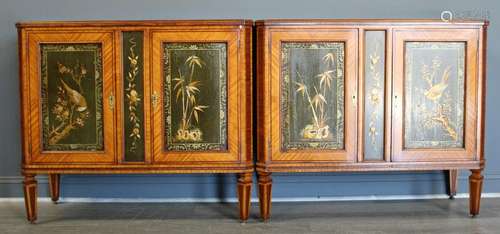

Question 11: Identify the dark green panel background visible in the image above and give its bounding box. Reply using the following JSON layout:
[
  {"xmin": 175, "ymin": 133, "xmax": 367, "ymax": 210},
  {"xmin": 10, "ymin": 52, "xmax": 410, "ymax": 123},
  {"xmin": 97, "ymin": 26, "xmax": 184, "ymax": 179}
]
[
  {"xmin": 404, "ymin": 42, "xmax": 465, "ymax": 149},
  {"xmin": 41, "ymin": 44, "xmax": 103, "ymax": 151},
  {"xmin": 122, "ymin": 32, "xmax": 145, "ymax": 162},
  {"xmin": 281, "ymin": 43, "xmax": 345, "ymax": 150},
  {"xmin": 363, "ymin": 31, "xmax": 386, "ymax": 160},
  {"xmin": 164, "ymin": 43, "xmax": 227, "ymax": 151}
]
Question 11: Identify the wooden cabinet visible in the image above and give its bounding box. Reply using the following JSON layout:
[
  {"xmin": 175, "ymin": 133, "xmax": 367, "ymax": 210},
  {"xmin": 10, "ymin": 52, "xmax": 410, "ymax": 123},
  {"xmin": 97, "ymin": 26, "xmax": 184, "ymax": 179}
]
[
  {"xmin": 256, "ymin": 19, "xmax": 488, "ymax": 220},
  {"xmin": 17, "ymin": 20, "xmax": 253, "ymax": 223}
]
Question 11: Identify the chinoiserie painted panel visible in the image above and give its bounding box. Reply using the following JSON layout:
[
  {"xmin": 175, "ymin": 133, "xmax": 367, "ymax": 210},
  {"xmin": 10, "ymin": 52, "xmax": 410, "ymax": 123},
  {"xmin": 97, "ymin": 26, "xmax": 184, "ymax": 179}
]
[
  {"xmin": 404, "ymin": 42, "xmax": 465, "ymax": 149},
  {"xmin": 122, "ymin": 31, "xmax": 146, "ymax": 162},
  {"xmin": 164, "ymin": 43, "xmax": 227, "ymax": 151},
  {"xmin": 363, "ymin": 31, "xmax": 386, "ymax": 160},
  {"xmin": 281, "ymin": 42, "xmax": 345, "ymax": 151},
  {"xmin": 41, "ymin": 44, "xmax": 104, "ymax": 151}
]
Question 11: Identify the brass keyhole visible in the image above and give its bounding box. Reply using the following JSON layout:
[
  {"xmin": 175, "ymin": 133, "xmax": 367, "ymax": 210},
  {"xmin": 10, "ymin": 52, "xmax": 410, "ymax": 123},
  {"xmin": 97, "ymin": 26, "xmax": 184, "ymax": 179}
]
[
  {"xmin": 152, "ymin": 91, "xmax": 159, "ymax": 108},
  {"xmin": 108, "ymin": 94, "xmax": 115, "ymax": 110}
]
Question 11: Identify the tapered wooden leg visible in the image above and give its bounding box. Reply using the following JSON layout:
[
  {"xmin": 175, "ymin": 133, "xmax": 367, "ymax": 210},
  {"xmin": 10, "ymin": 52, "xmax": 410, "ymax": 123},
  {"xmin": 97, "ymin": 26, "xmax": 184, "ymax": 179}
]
[
  {"xmin": 469, "ymin": 169, "xmax": 484, "ymax": 217},
  {"xmin": 258, "ymin": 172, "xmax": 272, "ymax": 221},
  {"xmin": 447, "ymin": 170, "xmax": 458, "ymax": 199},
  {"xmin": 48, "ymin": 174, "xmax": 60, "ymax": 203},
  {"xmin": 23, "ymin": 174, "xmax": 37, "ymax": 224},
  {"xmin": 237, "ymin": 172, "xmax": 252, "ymax": 222}
]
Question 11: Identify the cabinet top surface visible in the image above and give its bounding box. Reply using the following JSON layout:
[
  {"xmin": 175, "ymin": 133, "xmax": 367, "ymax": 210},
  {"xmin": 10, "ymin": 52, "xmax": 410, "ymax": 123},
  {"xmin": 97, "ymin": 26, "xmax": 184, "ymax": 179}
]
[
  {"xmin": 255, "ymin": 19, "xmax": 488, "ymax": 27},
  {"xmin": 16, "ymin": 19, "xmax": 488, "ymax": 29},
  {"xmin": 16, "ymin": 19, "xmax": 254, "ymax": 28}
]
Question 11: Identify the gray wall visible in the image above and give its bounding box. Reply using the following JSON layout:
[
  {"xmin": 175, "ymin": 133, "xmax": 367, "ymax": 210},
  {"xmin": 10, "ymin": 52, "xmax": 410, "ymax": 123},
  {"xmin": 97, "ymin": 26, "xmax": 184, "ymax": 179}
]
[{"xmin": 1, "ymin": 0, "xmax": 499, "ymax": 200}]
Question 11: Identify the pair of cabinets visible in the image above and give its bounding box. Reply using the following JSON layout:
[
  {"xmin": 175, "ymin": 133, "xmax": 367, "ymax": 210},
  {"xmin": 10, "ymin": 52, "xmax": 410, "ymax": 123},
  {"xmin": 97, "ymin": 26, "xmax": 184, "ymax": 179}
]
[{"xmin": 17, "ymin": 19, "xmax": 487, "ymax": 223}]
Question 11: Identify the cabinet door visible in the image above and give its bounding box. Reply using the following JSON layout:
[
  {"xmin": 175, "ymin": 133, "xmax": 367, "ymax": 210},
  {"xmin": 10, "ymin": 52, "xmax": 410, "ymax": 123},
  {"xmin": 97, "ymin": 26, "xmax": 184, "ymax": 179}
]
[
  {"xmin": 26, "ymin": 31, "xmax": 116, "ymax": 164},
  {"xmin": 268, "ymin": 29, "xmax": 358, "ymax": 162},
  {"xmin": 392, "ymin": 29, "xmax": 478, "ymax": 162},
  {"xmin": 151, "ymin": 29, "xmax": 243, "ymax": 163}
]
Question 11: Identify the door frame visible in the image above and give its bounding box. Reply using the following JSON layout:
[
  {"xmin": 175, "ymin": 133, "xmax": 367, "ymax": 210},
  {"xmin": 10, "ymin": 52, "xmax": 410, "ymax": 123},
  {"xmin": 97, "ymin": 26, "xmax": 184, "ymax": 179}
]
[
  {"xmin": 392, "ymin": 29, "xmax": 479, "ymax": 162},
  {"xmin": 26, "ymin": 31, "xmax": 116, "ymax": 164},
  {"xmin": 150, "ymin": 29, "xmax": 242, "ymax": 163},
  {"xmin": 268, "ymin": 29, "xmax": 358, "ymax": 162}
]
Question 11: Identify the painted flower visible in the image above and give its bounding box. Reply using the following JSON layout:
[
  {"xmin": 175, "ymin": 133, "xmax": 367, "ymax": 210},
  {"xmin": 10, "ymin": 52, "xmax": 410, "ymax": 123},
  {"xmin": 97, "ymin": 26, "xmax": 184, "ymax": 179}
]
[
  {"xmin": 130, "ymin": 127, "xmax": 141, "ymax": 139},
  {"xmin": 80, "ymin": 65, "xmax": 87, "ymax": 75},
  {"xmin": 127, "ymin": 89, "xmax": 141, "ymax": 105},
  {"xmin": 370, "ymin": 88, "xmax": 380, "ymax": 104},
  {"xmin": 79, "ymin": 110, "xmax": 90, "ymax": 120},
  {"xmin": 52, "ymin": 104, "xmax": 64, "ymax": 115},
  {"xmin": 128, "ymin": 55, "xmax": 138, "ymax": 67},
  {"xmin": 75, "ymin": 118, "xmax": 84, "ymax": 127},
  {"xmin": 62, "ymin": 110, "xmax": 70, "ymax": 119},
  {"xmin": 57, "ymin": 62, "xmax": 70, "ymax": 74}
]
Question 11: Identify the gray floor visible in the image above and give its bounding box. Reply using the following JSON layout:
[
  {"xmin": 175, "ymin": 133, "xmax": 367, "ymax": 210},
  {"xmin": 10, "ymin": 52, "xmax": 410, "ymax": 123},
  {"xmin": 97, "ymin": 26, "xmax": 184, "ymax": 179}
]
[{"xmin": 1, "ymin": 198, "xmax": 500, "ymax": 234}]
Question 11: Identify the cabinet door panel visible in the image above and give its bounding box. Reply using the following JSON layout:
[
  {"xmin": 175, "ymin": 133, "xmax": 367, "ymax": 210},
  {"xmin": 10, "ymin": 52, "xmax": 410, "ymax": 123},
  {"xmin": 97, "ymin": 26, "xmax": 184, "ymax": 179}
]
[
  {"xmin": 393, "ymin": 29, "xmax": 478, "ymax": 162},
  {"xmin": 164, "ymin": 42, "xmax": 228, "ymax": 151},
  {"xmin": 151, "ymin": 30, "xmax": 241, "ymax": 163},
  {"xmin": 27, "ymin": 32, "xmax": 116, "ymax": 164},
  {"xmin": 404, "ymin": 42, "xmax": 465, "ymax": 149},
  {"xmin": 281, "ymin": 42, "xmax": 345, "ymax": 151},
  {"xmin": 269, "ymin": 30, "xmax": 358, "ymax": 162}
]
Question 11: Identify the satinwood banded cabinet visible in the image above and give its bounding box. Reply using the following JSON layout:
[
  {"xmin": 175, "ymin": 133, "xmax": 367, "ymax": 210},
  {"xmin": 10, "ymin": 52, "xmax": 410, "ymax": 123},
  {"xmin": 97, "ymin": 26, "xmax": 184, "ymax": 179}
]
[
  {"xmin": 17, "ymin": 20, "xmax": 253, "ymax": 223},
  {"xmin": 256, "ymin": 19, "xmax": 488, "ymax": 220}
]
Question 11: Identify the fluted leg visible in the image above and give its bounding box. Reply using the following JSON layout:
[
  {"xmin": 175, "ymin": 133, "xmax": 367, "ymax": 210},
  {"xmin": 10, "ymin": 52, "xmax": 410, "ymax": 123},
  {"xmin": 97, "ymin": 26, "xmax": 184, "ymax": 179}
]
[
  {"xmin": 469, "ymin": 169, "xmax": 484, "ymax": 217},
  {"xmin": 447, "ymin": 170, "xmax": 458, "ymax": 199},
  {"xmin": 23, "ymin": 174, "xmax": 37, "ymax": 223},
  {"xmin": 237, "ymin": 172, "xmax": 252, "ymax": 222},
  {"xmin": 258, "ymin": 172, "xmax": 272, "ymax": 221},
  {"xmin": 48, "ymin": 174, "xmax": 60, "ymax": 203}
]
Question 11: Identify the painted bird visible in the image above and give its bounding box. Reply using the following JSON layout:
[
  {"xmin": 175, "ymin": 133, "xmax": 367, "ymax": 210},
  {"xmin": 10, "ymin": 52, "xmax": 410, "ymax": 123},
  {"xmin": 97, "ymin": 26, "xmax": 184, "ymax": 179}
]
[
  {"xmin": 424, "ymin": 66, "xmax": 451, "ymax": 101},
  {"xmin": 60, "ymin": 79, "xmax": 87, "ymax": 112}
]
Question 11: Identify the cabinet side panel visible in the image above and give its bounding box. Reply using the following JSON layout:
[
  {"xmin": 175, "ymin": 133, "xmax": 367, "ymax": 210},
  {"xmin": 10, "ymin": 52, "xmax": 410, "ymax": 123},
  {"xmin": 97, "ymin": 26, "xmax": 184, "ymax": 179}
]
[
  {"xmin": 256, "ymin": 26, "xmax": 270, "ymax": 166},
  {"xmin": 18, "ymin": 28, "xmax": 31, "ymax": 165}
]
